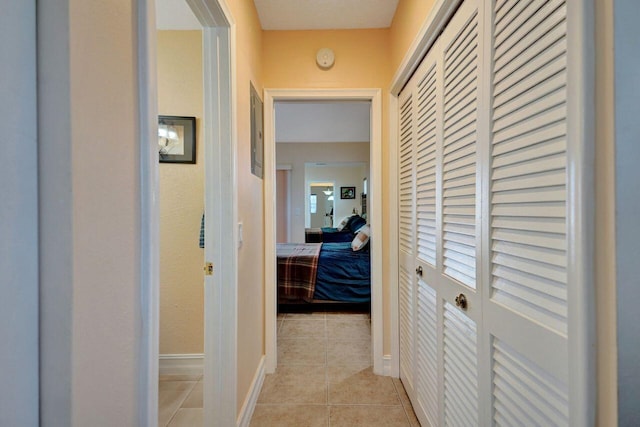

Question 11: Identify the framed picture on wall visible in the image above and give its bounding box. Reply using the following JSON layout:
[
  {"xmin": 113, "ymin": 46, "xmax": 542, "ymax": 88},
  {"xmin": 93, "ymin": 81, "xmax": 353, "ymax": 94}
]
[
  {"xmin": 158, "ymin": 115, "xmax": 196, "ymax": 164},
  {"xmin": 250, "ymin": 83, "xmax": 264, "ymax": 178},
  {"xmin": 341, "ymin": 186, "xmax": 356, "ymax": 199}
]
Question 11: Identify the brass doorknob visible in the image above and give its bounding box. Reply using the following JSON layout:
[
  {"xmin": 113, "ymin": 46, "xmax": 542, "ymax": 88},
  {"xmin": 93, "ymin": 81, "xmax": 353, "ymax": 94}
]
[{"xmin": 455, "ymin": 293, "xmax": 467, "ymax": 310}]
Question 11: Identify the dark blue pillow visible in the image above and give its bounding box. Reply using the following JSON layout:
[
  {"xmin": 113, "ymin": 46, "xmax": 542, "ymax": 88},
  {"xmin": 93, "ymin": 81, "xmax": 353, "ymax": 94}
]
[{"xmin": 346, "ymin": 215, "xmax": 366, "ymax": 233}]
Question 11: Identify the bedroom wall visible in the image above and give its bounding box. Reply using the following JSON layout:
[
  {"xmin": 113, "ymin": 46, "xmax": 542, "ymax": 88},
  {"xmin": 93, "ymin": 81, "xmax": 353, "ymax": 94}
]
[
  {"xmin": 157, "ymin": 30, "xmax": 205, "ymax": 355},
  {"xmin": 305, "ymin": 164, "xmax": 368, "ymax": 230},
  {"xmin": 276, "ymin": 142, "xmax": 370, "ymax": 243}
]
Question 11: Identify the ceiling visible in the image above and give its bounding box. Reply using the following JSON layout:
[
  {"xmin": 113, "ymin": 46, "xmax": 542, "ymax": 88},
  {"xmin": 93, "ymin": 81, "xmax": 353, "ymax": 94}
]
[
  {"xmin": 253, "ymin": 0, "xmax": 399, "ymax": 31},
  {"xmin": 156, "ymin": 0, "xmax": 400, "ymax": 30},
  {"xmin": 156, "ymin": 0, "xmax": 201, "ymax": 30},
  {"xmin": 275, "ymin": 101, "xmax": 370, "ymax": 144}
]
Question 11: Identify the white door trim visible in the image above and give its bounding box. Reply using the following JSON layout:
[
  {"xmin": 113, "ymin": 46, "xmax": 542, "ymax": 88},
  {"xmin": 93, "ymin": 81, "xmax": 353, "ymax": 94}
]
[
  {"xmin": 263, "ymin": 88, "xmax": 384, "ymax": 374},
  {"xmin": 139, "ymin": 0, "xmax": 238, "ymax": 425},
  {"xmin": 137, "ymin": 1, "xmax": 159, "ymax": 425}
]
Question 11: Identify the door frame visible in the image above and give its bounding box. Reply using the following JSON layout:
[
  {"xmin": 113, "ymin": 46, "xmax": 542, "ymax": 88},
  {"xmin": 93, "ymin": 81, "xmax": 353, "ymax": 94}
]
[
  {"xmin": 263, "ymin": 88, "xmax": 384, "ymax": 374},
  {"xmin": 139, "ymin": 0, "xmax": 238, "ymax": 425}
]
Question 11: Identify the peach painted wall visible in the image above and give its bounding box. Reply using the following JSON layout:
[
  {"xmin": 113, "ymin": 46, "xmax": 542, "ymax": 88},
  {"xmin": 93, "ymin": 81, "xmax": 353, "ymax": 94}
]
[
  {"xmin": 262, "ymin": 29, "xmax": 390, "ymax": 89},
  {"xmin": 225, "ymin": 0, "xmax": 265, "ymax": 416},
  {"xmin": 595, "ymin": 0, "xmax": 617, "ymax": 424},
  {"xmin": 157, "ymin": 31, "xmax": 205, "ymax": 355},
  {"xmin": 389, "ymin": 0, "xmax": 436, "ymax": 73}
]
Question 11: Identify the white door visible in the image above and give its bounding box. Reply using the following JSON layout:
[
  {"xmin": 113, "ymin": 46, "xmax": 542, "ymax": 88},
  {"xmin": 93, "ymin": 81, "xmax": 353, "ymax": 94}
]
[
  {"xmin": 398, "ymin": 84, "xmax": 417, "ymax": 396},
  {"xmin": 398, "ymin": 0, "xmax": 581, "ymax": 425},
  {"xmin": 482, "ymin": 0, "xmax": 572, "ymax": 424}
]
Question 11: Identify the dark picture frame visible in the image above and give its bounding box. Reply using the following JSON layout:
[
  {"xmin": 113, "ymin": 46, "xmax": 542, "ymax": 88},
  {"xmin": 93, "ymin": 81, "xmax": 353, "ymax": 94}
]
[
  {"xmin": 250, "ymin": 83, "xmax": 264, "ymax": 178},
  {"xmin": 158, "ymin": 115, "xmax": 196, "ymax": 164},
  {"xmin": 341, "ymin": 186, "xmax": 356, "ymax": 199}
]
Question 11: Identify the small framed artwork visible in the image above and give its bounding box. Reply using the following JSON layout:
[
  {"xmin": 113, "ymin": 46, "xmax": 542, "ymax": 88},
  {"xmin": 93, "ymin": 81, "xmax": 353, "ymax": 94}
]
[
  {"xmin": 341, "ymin": 186, "xmax": 356, "ymax": 199},
  {"xmin": 158, "ymin": 115, "xmax": 196, "ymax": 164},
  {"xmin": 250, "ymin": 83, "xmax": 264, "ymax": 178}
]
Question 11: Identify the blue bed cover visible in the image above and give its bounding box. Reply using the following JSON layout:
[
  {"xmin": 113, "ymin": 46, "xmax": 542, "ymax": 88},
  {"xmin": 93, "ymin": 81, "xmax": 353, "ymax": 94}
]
[{"xmin": 314, "ymin": 242, "xmax": 371, "ymax": 302}]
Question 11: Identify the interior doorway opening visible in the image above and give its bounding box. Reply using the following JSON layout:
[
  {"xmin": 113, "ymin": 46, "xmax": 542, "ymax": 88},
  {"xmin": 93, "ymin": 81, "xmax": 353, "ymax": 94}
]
[
  {"xmin": 151, "ymin": 0, "xmax": 237, "ymax": 425},
  {"xmin": 264, "ymin": 89, "xmax": 384, "ymax": 375}
]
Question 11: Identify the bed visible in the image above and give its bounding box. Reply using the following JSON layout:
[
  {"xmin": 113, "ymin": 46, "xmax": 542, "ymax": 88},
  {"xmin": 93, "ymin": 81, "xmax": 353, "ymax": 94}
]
[
  {"xmin": 305, "ymin": 214, "xmax": 367, "ymax": 243},
  {"xmin": 276, "ymin": 241, "xmax": 370, "ymax": 304}
]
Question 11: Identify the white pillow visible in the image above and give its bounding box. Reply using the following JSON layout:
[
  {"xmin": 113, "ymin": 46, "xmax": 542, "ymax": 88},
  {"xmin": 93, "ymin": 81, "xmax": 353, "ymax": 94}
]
[
  {"xmin": 336, "ymin": 215, "xmax": 352, "ymax": 231},
  {"xmin": 351, "ymin": 224, "xmax": 371, "ymax": 251}
]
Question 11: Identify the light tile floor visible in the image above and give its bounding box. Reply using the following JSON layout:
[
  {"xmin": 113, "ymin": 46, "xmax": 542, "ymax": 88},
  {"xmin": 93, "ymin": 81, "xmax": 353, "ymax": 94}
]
[
  {"xmin": 158, "ymin": 374, "xmax": 203, "ymax": 426},
  {"xmin": 158, "ymin": 312, "xmax": 420, "ymax": 426},
  {"xmin": 251, "ymin": 312, "xmax": 420, "ymax": 426}
]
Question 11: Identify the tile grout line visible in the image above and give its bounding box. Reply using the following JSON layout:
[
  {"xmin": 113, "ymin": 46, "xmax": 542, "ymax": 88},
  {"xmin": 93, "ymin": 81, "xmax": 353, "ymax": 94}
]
[
  {"xmin": 165, "ymin": 380, "xmax": 199, "ymax": 427},
  {"xmin": 325, "ymin": 312, "xmax": 330, "ymax": 427},
  {"xmin": 391, "ymin": 379, "xmax": 413, "ymax": 426}
]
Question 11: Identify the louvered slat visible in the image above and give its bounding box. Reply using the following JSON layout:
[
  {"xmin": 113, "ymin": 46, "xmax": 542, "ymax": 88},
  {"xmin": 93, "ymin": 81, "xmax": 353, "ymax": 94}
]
[
  {"xmin": 416, "ymin": 64, "xmax": 438, "ymax": 266},
  {"xmin": 443, "ymin": 302, "xmax": 478, "ymax": 427},
  {"xmin": 490, "ymin": 0, "xmax": 568, "ymax": 335},
  {"xmin": 442, "ymin": 9, "xmax": 478, "ymax": 289},
  {"xmin": 399, "ymin": 264, "xmax": 415, "ymax": 388},
  {"xmin": 399, "ymin": 95, "xmax": 414, "ymax": 255},
  {"xmin": 416, "ymin": 280, "xmax": 438, "ymax": 427},
  {"xmin": 493, "ymin": 338, "xmax": 569, "ymax": 426}
]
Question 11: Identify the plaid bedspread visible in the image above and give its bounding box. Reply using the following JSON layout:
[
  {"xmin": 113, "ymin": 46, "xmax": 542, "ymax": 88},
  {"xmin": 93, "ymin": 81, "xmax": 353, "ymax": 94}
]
[{"xmin": 276, "ymin": 243, "xmax": 322, "ymax": 301}]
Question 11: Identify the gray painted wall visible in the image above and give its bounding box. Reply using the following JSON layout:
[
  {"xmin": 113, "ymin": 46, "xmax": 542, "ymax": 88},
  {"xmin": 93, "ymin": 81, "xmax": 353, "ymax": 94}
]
[
  {"xmin": 0, "ymin": 2, "xmax": 39, "ymax": 426},
  {"xmin": 615, "ymin": 1, "xmax": 640, "ymax": 425}
]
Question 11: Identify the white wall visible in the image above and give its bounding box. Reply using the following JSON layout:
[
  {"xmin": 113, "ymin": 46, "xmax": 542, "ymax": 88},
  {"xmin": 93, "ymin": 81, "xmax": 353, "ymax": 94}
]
[
  {"xmin": 277, "ymin": 142, "xmax": 369, "ymax": 242},
  {"xmin": 306, "ymin": 165, "xmax": 367, "ymax": 227},
  {"xmin": 38, "ymin": 1, "xmax": 145, "ymax": 425},
  {"xmin": 0, "ymin": 2, "xmax": 39, "ymax": 426},
  {"xmin": 615, "ymin": 1, "xmax": 640, "ymax": 424}
]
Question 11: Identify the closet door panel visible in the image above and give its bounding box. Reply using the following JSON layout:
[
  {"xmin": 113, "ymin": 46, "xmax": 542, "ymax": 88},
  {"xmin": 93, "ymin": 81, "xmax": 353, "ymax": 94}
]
[
  {"xmin": 489, "ymin": 0, "xmax": 569, "ymax": 336},
  {"xmin": 415, "ymin": 61, "xmax": 439, "ymax": 268},
  {"xmin": 443, "ymin": 302, "xmax": 479, "ymax": 427},
  {"xmin": 439, "ymin": 0, "xmax": 483, "ymax": 425},
  {"xmin": 492, "ymin": 338, "xmax": 569, "ymax": 426},
  {"xmin": 413, "ymin": 42, "xmax": 442, "ymax": 427},
  {"xmin": 441, "ymin": 0, "xmax": 481, "ymax": 292},
  {"xmin": 487, "ymin": 0, "xmax": 570, "ymax": 424},
  {"xmin": 415, "ymin": 278, "xmax": 439, "ymax": 427},
  {"xmin": 398, "ymin": 89, "xmax": 416, "ymax": 394}
]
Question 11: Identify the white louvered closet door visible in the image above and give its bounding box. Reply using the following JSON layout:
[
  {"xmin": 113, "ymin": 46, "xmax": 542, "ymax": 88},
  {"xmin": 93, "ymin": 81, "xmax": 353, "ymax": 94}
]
[
  {"xmin": 437, "ymin": 1, "xmax": 483, "ymax": 426},
  {"xmin": 398, "ymin": 0, "xmax": 584, "ymax": 424},
  {"xmin": 484, "ymin": 0, "xmax": 571, "ymax": 425},
  {"xmin": 412, "ymin": 41, "xmax": 441, "ymax": 427},
  {"xmin": 398, "ymin": 1, "xmax": 484, "ymax": 425},
  {"xmin": 398, "ymin": 85, "xmax": 417, "ymax": 396}
]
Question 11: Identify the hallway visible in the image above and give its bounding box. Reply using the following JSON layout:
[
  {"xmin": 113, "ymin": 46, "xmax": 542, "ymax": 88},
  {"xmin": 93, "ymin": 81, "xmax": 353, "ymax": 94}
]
[
  {"xmin": 156, "ymin": 312, "xmax": 419, "ymax": 426},
  {"xmin": 250, "ymin": 312, "xmax": 420, "ymax": 426}
]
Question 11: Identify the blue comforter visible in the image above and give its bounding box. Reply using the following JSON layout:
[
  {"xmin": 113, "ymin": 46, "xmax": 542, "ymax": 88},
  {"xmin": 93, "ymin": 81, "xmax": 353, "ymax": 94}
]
[{"xmin": 314, "ymin": 242, "xmax": 371, "ymax": 302}]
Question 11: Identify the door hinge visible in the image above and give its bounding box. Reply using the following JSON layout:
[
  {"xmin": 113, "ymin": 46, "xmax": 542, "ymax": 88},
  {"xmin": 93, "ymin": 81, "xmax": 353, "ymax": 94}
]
[{"xmin": 204, "ymin": 262, "xmax": 214, "ymax": 276}]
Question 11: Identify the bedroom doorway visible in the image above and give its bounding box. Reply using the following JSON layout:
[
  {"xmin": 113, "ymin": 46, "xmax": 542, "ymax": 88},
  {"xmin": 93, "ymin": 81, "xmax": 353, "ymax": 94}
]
[{"xmin": 264, "ymin": 89, "xmax": 384, "ymax": 375}]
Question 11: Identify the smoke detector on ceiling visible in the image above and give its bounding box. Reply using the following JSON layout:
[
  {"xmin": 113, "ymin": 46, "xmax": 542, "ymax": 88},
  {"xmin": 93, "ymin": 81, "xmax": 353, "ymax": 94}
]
[{"xmin": 316, "ymin": 48, "xmax": 335, "ymax": 69}]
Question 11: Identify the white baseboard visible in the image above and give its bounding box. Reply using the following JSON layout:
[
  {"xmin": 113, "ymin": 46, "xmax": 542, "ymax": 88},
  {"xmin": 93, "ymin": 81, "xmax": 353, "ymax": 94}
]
[
  {"xmin": 383, "ymin": 354, "xmax": 395, "ymax": 377},
  {"xmin": 237, "ymin": 356, "xmax": 265, "ymax": 427},
  {"xmin": 159, "ymin": 353, "xmax": 204, "ymax": 376}
]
